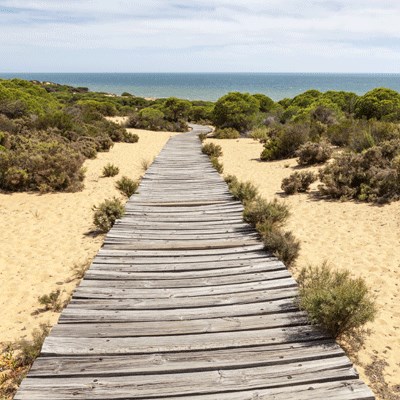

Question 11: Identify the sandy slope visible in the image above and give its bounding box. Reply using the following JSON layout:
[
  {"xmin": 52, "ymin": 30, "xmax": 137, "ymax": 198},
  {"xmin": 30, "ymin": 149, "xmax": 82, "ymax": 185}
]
[
  {"xmin": 208, "ymin": 137, "xmax": 400, "ymax": 398},
  {"xmin": 0, "ymin": 127, "xmax": 179, "ymax": 346}
]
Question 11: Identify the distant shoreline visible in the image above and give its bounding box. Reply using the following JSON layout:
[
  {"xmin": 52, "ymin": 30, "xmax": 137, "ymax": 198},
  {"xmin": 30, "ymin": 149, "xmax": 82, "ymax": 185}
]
[{"xmin": 1, "ymin": 72, "xmax": 399, "ymax": 101}]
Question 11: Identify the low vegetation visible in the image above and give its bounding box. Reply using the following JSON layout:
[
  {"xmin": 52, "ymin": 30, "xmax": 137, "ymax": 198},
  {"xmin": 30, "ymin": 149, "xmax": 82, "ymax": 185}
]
[
  {"xmin": 38, "ymin": 290, "xmax": 63, "ymax": 312},
  {"xmin": 2, "ymin": 79, "xmax": 399, "ymax": 206},
  {"xmin": 298, "ymin": 262, "xmax": 377, "ymax": 339},
  {"xmin": 141, "ymin": 158, "xmax": 152, "ymax": 172},
  {"xmin": 198, "ymin": 132, "xmax": 208, "ymax": 142},
  {"xmin": 92, "ymin": 197, "xmax": 124, "ymax": 232},
  {"xmin": 102, "ymin": 163, "xmax": 119, "ymax": 177},
  {"xmin": 201, "ymin": 142, "xmax": 223, "ymax": 158},
  {"xmin": 116, "ymin": 176, "xmax": 138, "ymax": 197},
  {"xmin": 296, "ymin": 140, "xmax": 333, "ymax": 165},
  {"xmin": 243, "ymin": 197, "xmax": 290, "ymax": 227},
  {"xmin": 318, "ymin": 140, "xmax": 400, "ymax": 203},
  {"xmin": 210, "ymin": 156, "xmax": 223, "ymax": 173},
  {"xmin": 257, "ymin": 222, "xmax": 300, "ymax": 267},
  {"xmin": 0, "ymin": 79, "xmax": 139, "ymax": 193},
  {"xmin": 213, "ymin": 127, "xmax": 240, "ymax": 139},
  {"xmin": 223, "ymin": 175, "xmax": 300, "ymax": 267},
  {"xmin": 0, "ymin": 324, "xmax": 49, "ymax": 399},
  {"xmin": 225, "ymin": 175, "xmax": 259, "ymax": 203},
  {"xmin": 281, "ymin": 171, "xmax": 317, "ymax": 195}
]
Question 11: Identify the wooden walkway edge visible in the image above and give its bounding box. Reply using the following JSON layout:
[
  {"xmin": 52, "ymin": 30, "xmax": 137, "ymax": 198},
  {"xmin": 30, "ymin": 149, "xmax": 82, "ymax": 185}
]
[{"xmin": 15, "ymin": 124, "xmax": 375, "ymax": 399}]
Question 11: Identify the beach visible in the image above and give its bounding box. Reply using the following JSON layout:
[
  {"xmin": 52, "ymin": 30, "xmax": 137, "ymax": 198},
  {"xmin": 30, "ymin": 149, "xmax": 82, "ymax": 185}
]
[
  {"xmin": 0, "ymin": 126, "xmax": 399, "ymax": 399},
  {"xmin": 207, "ymin": 137, "xmax": 400, "ymax": 398},
  {"xmin": 0, "ymin": 125, "xmax": 179, "ymax": 346}
]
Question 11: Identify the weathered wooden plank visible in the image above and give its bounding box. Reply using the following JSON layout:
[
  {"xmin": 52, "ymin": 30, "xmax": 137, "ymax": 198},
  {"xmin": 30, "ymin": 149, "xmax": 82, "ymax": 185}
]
[
  {"xmin": 97, "ymin": 244, "xmax": 265, "ymax": 257},
  {"xmin": 68, "ymin": 288, "xmax": 298, "ymax": 309},
  {"xmin": 29, "ymin": 340, "xmax": 344, "ymax": 377},
  {"xmin": 59, "ymin": 298, "xmax": 298, "ymax": 323},
  {"xmin": 50, "ymin": 311, "xmax": 307, "ymax": 337},
  {"xmin": 15, "ymin": 359, "xmax": 357, "ymax": 399},
  {"xmin": 72, "ymin": 278, "xmax": 298, "ymax": 299},
  {"xmin": 89, "ymin": 258, "xmax": 282, "ymax": 272},
  {"xmin": 41, "ymin": 325, "xmax": 328, "ymax": 354},
  {"xmin": 77, "ymin": 270, "xmax": 291, "ymax": 289},
  {"xmin": 102, "ymin": 239, "xmax": 261, "ymax": 251},
  {"xmin": 84, "ymin": 262, "xmax": 284, "ymax": 279}
]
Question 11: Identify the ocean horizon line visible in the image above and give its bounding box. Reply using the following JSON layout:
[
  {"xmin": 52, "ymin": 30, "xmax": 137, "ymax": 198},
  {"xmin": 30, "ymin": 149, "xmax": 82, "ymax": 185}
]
[
  {"xmin": 1, "ymin": 71, "xmax": 400, "ymax": 75},
  {"xmin": 1, "ymin": 72, "xmax": 399, "ymax": 101}
]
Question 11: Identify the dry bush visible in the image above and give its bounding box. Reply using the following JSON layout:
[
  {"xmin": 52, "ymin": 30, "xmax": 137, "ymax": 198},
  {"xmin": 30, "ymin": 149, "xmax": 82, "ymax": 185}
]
[
  {"xmin": 243, "ymin": 198, "xmax": 290, "ymax": 227},
  {"xmin": 298, "ymin": 262, "xmax": 377, "ymax": 338},
  {"xmin": 250, "ymin": 127, "xmax": 269, "ymax": 142},
  {"xmin": 198, "ymin": 133, "xmax": 208, "ymax": 143},
  {"xmin": 93, "ymin": 197, "xmax": 124, "ymax": 232},
  {"xmin": 202, "ymin": 143, "xmax": 222, "ymax": 158},
  {"xmin": 102, "ymin": 163, "xmax": 119, "ymax": 177},
  {"xmin": 141, "ymin": 158, "xmax": 153, "ymax": 172},
  {"xmin": 318, "ymin": 139, "xmax": 400, "ymax": 203},
  {"xmin": 0, "ymin": 324, "xmax": 49, "ymax": 399},
  {"xmin": 210, "ymin": 157, "xmax": 223, "ymax": 173},
  {"xmin": 0, "ymin": 134, "xmax": 85, "ymax": 192},
  {"xmin": 281, "ymin": 171, "xmax": 317, "ymax": 195},
  {"xmin": 257, "ymin": 222, "xmax": 300, "ymax": 267},
  {"xmin": 38, "ymin": 290, "xmax": 63, "ymax": 312},
  {"xmin": 296, "ymin": 140, "xmax": 333, "ymax": 165},
  {"xmin": 225, "ymin": 175, "xmax": 259, "ymax": 203},
  {"xmin": 260, "ymin": 123, "xmax": 309, "ymax": 161},
  {"xmin": 213, "ymin": 127, "xmax": 240, "ymax": 139},
  {"xmin": 116, "ymin": 176, "xmax": 138, "ymax": 197}
]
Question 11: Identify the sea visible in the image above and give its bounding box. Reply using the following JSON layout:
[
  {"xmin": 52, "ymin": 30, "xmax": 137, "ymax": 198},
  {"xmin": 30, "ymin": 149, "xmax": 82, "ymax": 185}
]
[{"xmin": 1, "ymin": 72, "xmax": 400, "ymax": 101}]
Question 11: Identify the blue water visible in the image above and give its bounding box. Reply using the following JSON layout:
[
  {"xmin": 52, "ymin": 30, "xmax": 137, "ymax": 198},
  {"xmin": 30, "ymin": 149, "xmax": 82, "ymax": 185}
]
[{"xmin": 1, "ymin": 73, "xmax": 400, "ymax": 101}]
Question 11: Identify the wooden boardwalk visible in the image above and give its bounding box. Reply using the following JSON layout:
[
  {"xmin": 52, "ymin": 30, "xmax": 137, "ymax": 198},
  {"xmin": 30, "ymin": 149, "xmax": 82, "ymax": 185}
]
[{"xmin": 16, "ymin": 125, "xmax": 374, "ymax": 399}]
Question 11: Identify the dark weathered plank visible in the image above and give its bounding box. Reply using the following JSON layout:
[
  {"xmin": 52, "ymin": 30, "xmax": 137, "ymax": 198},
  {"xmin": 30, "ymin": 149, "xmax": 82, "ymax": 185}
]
[{"xmin": 15, "ymin": 360, "xmax": 357, "ymax": 399}]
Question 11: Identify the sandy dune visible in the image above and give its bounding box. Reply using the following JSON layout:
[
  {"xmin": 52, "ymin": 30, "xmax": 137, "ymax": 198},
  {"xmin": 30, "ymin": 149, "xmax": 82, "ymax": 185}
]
[
  {"xmin": 207, "ymin": 137, "xmax": 400, "ymax": 398},
  {"xmin": 0, "ymin": 127, "xmax": 179, "ymax": 346}
]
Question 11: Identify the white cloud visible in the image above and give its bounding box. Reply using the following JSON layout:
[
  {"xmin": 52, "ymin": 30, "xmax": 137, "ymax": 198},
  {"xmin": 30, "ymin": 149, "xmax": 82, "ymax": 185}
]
[{"xmin": 0, "ymin": 0, "xmax": 399, "ymax": 71}]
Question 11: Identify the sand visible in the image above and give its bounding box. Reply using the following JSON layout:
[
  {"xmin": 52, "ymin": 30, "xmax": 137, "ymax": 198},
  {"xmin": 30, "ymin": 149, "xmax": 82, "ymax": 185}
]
[
  {"xmin": 207, "ymin": 137, "xmax": 400, "ymax": 398},
  {"xmin": 0, "ymin": 125, "xmax": 179, "ymax": 346}
]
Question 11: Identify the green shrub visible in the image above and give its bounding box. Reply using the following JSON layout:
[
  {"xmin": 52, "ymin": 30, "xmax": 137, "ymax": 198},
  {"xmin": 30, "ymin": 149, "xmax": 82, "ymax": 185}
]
[
  {"xmin": 260, "ymin": 124, "xmax": 309, "ymax": 161},
  {"xmin": 202, "ymin": 143, "xmax": 223, "ymax": 157},
  {"xmin": 298, "ymin": 263, "xmax": 377, "ymax": 338},
  {"xmin": 224, "ymin": 174, "xmax": 237, "ymax": 185},
  {"xmin": 214, "ymin": 127, "xmax": 240, "ymax": 139},
  {"xmin": 102, "ymin": 163, "xmax": 119, "ymax": 177},
  {"xmin": 226, "ymin": 176, "xmax": 259, "ymax": 203},
  {"xmin": 243, "ymin": 198, "xmax": 290, "ymax": 227},
  {"xmin": 73, "ymin": 138, "xmax": 98, "ymax": 159},
  {"xmin": 123, "ymin": 132, "xmax": 139, "ymax": 143},
  {"xmin": 281, "ymin": 171, "xmax": 317, "ymax": 195},
  {"xmin": 116, "ymin": 176, "xmax": 138, "ymax": 197},
  {"xmin": 93, "ymin": 197, "xmax": 124, "ymax": 232},
  {"xmin": 349, "ymin": 129, "xmax": 375, "ymax": 153},
  {"xmin": 127, "ymin": 107, "xmax": 188, "ymax": 132},
  {"xmin": 257, "ymin": 222, "xmax": 300, "ymax": 267},
  {"xmin": 318, "ymin": 140, "xmax": 400, "ymax": 203},
  {"xmin": 296, "ymin": 141, "xmax": 333, "ymax": 165},
  {"xmin": 0, "ymin": 134, "xmax": 85, "ymax": 192},
  {"xmin": 210, "ymin": 156, "xmax": 223, "ymax": 173},
  {"xmin": 213, "ymin": 92, "xmax": 261, "ymax": 133}
]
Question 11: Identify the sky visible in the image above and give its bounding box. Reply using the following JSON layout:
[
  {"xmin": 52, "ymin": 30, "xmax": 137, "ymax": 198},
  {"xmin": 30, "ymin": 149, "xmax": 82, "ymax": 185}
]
[{"xmin": 0, "ymin": 0, "xmax": 399, "ymax": 73}]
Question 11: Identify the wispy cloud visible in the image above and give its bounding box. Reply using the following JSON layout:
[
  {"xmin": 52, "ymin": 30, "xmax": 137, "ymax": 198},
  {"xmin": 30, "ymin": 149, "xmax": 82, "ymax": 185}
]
[{"xmin": 0, "ymin": 0, "xmax": 399, "ymax": 72}]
